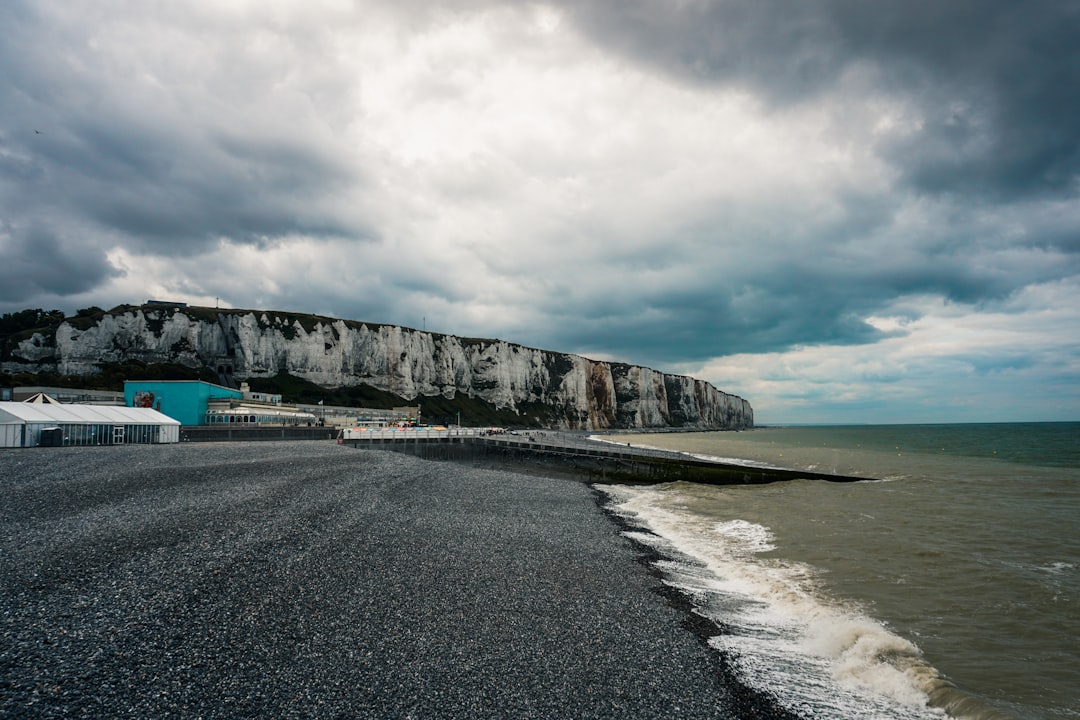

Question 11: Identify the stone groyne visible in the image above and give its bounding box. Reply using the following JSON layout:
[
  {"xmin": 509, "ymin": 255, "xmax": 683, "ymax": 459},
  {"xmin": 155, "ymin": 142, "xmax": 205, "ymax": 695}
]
[{"xmin": 339, "ymin": 432, "xmax": 868, "ymax": 485}]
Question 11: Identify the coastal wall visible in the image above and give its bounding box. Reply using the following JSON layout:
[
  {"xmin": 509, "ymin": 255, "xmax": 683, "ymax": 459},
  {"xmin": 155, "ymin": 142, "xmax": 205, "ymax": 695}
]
[{"xmin": 2, "ymin": 306, "xmax": 753, "ymax": 430}]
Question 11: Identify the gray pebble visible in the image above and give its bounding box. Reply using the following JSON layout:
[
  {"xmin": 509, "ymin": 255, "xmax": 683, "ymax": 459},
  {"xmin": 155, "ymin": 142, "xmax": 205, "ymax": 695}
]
[{"xmin": 1, "ymin": 442, "xmax": 797, "ymax": 719}]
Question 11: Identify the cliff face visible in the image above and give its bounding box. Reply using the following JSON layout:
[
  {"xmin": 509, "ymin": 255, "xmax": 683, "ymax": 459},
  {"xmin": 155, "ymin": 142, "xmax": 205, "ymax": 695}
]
[{"xmin": 3, "ymin": 307, "xmax": 753, "ymax": 430}]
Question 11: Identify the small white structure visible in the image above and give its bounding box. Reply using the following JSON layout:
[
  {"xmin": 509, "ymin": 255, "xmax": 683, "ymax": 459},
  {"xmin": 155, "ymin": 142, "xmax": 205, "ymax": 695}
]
[
  {"xmin": 0, "ymin": 402, "xmax": 181, "ymax": 448},
  {"xmin": 22, "ymin": 392, "xmax": 61, "ymax": 404}
]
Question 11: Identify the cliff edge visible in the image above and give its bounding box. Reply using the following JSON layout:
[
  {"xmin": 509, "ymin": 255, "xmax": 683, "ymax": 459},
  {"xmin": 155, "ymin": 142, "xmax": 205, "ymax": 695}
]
[{"xmin": 2, "ymin": 305, "xmax": 753, "ymax": 431}]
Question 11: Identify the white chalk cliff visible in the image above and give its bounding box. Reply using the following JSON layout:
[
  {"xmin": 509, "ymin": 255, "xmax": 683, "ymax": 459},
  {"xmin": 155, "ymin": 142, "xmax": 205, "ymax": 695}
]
[{"xmin": 4, "ymin": 306, "xmax": 753, "ymax": 430}]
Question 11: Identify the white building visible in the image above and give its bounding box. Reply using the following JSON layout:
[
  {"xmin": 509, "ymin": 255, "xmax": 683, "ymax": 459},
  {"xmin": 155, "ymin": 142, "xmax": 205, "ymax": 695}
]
[
  {"xmin": 0, "ymin": 402, "xmax": 181, "ymax": 448},
  {"xmin": 12, "ymin": 386, "xmax": 126, "ymax": 405}
]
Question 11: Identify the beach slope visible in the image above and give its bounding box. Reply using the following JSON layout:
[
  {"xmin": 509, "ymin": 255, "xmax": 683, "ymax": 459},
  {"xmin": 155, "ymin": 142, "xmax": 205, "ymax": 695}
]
[{"xmin": 1, "ymin": 441, "xmax": 785, "ymax": 719}]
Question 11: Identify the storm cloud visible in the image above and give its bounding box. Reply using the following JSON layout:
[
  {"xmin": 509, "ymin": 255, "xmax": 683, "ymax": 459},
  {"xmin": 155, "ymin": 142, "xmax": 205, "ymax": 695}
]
[
  {"xmin": 1, "ymin": 0, "xmax": 1077, "ymax": 422},
  {"xmin": 565, "ymin": 0, "xmax": 1080, "ymax": 199}
]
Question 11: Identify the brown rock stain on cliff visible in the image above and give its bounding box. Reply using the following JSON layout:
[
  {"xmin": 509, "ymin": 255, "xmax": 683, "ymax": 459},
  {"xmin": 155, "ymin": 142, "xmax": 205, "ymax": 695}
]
[{"xmin": 586, "ymin": 361, "xmax": 617, "ymax": 430}]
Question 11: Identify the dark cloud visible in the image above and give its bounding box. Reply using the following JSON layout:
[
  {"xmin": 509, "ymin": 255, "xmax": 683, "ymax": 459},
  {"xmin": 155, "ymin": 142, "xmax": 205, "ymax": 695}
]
[
  {"xmin": 78, "ymin": 129, "xmax": 364, "ymax": 249},
  {"xmin": 967, "ymin": 353, "xmax": 1037, "ymax": 375},
  {"xmin": 0, "ymin": 0, "xmax": 371, "ymax": 265},
  {"xmin": 553, "ymin": 299, "xmax": 883, "ymax": 363},
  {"xmin": 560, "ymin": 0, "xmax": 1080, "ymax": 200},
  {"xmin": 522, "ymin": 204, "xmax": 1078, "ymax": 366},
  {"xmin": 0, "ymin": 222, "xmax": 118, "ymax": 302}
]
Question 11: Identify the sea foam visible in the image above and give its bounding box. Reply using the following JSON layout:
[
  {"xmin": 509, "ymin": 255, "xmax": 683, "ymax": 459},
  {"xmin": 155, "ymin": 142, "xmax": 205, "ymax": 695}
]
[{"xmin": 601, "ymin": 483, "xmax": 949, "ymax": 720}]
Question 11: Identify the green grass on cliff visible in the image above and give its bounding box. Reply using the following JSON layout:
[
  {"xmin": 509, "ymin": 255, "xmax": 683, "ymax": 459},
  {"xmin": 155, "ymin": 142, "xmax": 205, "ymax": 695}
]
[{"xmin": 1, "ymin": 362, "xmax": 219, "ymax": 392}]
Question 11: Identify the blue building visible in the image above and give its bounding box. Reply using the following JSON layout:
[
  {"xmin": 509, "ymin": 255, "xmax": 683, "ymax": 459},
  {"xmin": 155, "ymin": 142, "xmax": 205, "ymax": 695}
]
[
  {"xmin": 124, "ymin": 380, "xmax": 319, "ymax": 427},
  {"xmin": 124, "ymin": 380, "xmax": 242, "ymax": 426}
]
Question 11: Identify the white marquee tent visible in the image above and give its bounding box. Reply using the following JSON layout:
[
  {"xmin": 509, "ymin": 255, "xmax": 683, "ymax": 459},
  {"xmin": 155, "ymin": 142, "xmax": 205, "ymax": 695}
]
[{"xmin": 0, "ymin": 402, "xmax": 181, "ymax": 448}]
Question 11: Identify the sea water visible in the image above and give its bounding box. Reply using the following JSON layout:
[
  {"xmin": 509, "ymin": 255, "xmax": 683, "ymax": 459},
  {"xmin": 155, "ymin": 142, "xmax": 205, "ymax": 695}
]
[{"xmin": 596, "ymin": 423, "xmax": 1079, "ymax": 720}]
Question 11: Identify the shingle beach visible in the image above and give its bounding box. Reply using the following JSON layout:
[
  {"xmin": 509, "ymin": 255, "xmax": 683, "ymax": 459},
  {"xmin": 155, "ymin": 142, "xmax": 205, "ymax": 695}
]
[{"xmin": 1, "ymin": 441, "xmax": 792, "ymax": 719}]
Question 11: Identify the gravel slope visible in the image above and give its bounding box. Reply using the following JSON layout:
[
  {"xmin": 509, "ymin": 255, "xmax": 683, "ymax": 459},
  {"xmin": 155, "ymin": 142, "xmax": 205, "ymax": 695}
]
[{"xmin": 1, "ymin": 441, "xmax": 789, "ymax": 719}]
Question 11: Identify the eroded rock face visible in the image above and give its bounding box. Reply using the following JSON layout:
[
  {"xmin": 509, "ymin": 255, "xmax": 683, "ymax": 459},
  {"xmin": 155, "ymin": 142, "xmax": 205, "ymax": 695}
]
[{"xmin": 4, "ymin": 308, "xmax": 753, "ymax": 430}]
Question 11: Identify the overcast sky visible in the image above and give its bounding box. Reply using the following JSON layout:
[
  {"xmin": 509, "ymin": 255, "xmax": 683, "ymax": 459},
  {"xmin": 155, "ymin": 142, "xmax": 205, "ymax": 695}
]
[{"xmin": 2, "ymin": 1, "xmax": 1078, "ymax": 424}]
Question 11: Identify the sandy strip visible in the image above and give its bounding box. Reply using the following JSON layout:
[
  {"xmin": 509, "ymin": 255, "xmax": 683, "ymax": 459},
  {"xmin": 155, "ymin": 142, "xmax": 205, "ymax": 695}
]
[{"xmin": 0, "ymin": 441, "xmax": 793, "ymax": 719}]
